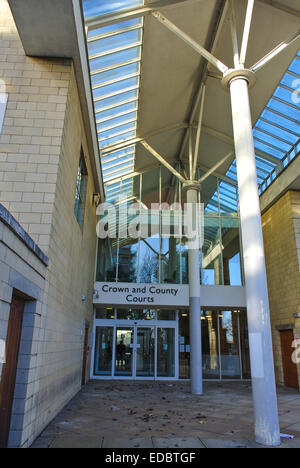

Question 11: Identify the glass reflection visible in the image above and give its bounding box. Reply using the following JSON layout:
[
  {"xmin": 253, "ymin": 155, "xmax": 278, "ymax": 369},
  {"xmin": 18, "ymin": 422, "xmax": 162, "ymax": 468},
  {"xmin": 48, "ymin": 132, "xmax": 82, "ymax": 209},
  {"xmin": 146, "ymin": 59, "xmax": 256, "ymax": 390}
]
[
  {"xmin": 179, "ymin": 312, "xmax": 190, "ymax": 378},
  {"xmin": 202, "ymin": 217, "xmax": 223, "ymax": 285},
  {"xmin": 117, "ymin": 309, "xmax": 156, "ymax": 320},
  {"xmin": 139, "ymin": 236, "xmax": 159, "ymax": 283},
  {"xmin": 95, "ymin": 169, "xmax": 243, "ymax": 286},
  {"xmin": 201, "ymin": 311, "xmax": 220, "ymax": 379},
  {"xmin": 94, "ymin": 327, "xmax": 113, "ymax": 376},
  {"xmin": 157, "ymin": 328, "xmax": 175, "ymax": 377},
  {"xmin": 221, "ymin": 218, "xmax": 242, "ymax": 286},
  {"xmin": 219, "ymin": 311, "xmax": 241, "ymax": 379},
  {"xmin": 117, "ymin": 244, "xmax": 138, "ymax": 282}
]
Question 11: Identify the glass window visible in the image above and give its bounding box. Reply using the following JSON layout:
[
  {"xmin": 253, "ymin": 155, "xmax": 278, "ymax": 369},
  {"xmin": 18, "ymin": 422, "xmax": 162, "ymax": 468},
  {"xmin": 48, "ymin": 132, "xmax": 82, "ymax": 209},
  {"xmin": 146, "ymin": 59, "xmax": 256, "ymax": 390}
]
[
  {"xmin": 219, "ymin": 311, "xmax": 241, "ymax": 379},
  {"xmin": 74, "ymin": 150, "xmax": 87, "ymax": 227},
  {"xmin": 157, "ymin": 328, "xmax": 175, "ymax": 377},
  {"xmin": 94, "ymin": 327, "xmax": 113, "ymax": 376},
  {"xmin": 139, "ymin": 236, "xmax": 159, "ymax": 283},
  {"xmin": 201, "ymin": 311, "xmax": 220, "ymax": 379},
  {"xmin": 96, "ymin": 308, "xmax": 115, "ymax": 319},
  {"xmin": 221, "ymin": 218, "xmax": 243, "ymax": 286},
  {"xmin": 117, "ymin": 244, "xmax": 139, "ymax": 283},
  {"xmin": 117, "ymin": 309, "xmax": 156, "ymax": 320},
  {"xmin": 179, "ymin": 312, "xmax": 190, "ymax": 378},
  {"xmin": 239, "ymin": 310, "xmax": 251, "ymax": 379},
  {"xmin": 202, "ymin": 217, "xmax": 223, "ymax": 285},
  {"xmin": 157, "ymin": 310, "xmax": 176, "ymax": 321}
]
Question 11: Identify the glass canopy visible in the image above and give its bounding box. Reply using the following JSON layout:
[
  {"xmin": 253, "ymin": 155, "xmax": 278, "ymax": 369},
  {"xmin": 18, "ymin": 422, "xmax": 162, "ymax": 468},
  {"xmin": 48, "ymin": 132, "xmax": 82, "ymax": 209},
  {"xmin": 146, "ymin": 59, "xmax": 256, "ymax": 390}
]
[{"xmin": 82, "ymin": 2, "xmax": 300, "ymax": 205}]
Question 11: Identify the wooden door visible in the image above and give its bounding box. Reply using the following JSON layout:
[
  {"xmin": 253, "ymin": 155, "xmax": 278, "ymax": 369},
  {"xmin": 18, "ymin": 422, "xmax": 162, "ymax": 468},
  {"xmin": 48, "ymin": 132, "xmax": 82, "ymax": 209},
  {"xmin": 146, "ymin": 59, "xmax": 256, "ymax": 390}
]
[
  {"xmin": 280, "ymin": 330, "xmax": 299, "ymax": 390},
  {"xmin": 81, "ymin": 327, "xmax": 89, "ymax": 386},
  {"xmin": 0, "ymin": 296, "xmax": 25, "ymax": 448}
]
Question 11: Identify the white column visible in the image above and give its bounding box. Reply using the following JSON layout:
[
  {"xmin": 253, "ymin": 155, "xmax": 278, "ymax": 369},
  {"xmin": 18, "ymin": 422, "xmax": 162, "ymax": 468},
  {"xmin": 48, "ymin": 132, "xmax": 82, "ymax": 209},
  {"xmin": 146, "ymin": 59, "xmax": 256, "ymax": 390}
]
[
  {"xmin": 228, "ymin": 72, "xmax": 280, "ymax": 447},
  {"xmin": 184, "ymin": 182, "xmax": 203, "ymax": 395}
]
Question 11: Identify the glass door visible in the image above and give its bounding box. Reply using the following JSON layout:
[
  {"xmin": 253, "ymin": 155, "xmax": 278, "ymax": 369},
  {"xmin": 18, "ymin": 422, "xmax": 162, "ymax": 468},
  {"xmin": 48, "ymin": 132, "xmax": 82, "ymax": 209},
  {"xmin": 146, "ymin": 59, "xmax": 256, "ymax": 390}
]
[
  {"xmin": 93, "ymin": 318, "xmax": 178, "ymax": 380},
  {"xmin": 115, "ymin": 327, "xmax": 134, "ymax": 377},
  {"xmin": 135, "ymin": 327, "xmax": 155, "ymax": 378}
]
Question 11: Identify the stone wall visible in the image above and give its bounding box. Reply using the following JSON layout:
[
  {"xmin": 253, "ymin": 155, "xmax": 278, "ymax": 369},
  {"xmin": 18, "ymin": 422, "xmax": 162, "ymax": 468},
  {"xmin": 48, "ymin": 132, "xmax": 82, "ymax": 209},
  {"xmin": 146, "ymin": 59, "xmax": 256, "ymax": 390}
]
[
  {"xmin": 0, "ymin": 204, "xmax": 48, "ymax": 448},
  {"xmin": 262, "ymin": 190, "xmax": 300, "ymax": 390},
  {"xmin": 0, "ymin": 0, "xmax": 98, "ymax": 447}
]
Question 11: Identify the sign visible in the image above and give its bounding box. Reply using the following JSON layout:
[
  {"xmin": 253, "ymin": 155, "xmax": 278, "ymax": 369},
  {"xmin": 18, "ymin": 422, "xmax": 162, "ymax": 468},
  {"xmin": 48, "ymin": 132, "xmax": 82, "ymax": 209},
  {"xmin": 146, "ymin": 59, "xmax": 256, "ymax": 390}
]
[{"xmin": 94, "ymin": 282, "xmax": 189, "ymax": 308}]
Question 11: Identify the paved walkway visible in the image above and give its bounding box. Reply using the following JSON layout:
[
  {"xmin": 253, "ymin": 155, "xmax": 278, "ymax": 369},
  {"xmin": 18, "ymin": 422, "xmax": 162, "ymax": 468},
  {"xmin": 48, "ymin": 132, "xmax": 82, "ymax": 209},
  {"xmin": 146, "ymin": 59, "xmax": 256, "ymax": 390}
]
[{"xmin": 31, "ymin": 381, "xmax": 300, "ymax": 448}]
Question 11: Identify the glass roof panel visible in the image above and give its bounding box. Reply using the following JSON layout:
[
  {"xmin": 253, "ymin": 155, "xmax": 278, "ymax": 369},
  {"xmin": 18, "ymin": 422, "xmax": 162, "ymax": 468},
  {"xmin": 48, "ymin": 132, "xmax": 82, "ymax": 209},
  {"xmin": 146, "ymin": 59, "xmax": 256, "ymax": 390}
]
[
  {"xmin": 256, "ymin": 119, "xmax": 298, "ymax": 144},
  {"xmin": 281, "ymin": 72, "xmax": 300, "ymax": 88},
  {"xmin": 253, "ymin": 129, "xmax": 292, "ymax": 153},
  {"xmin": 88, "ymin": 18, "xmax": 142, "ymax": 39},
  {"xmin": 289, "ymin": 57, "xmax": 300, "ymax": 75},
  {"xmin": 84, "ymin": 3, "xmax": 299, "ymax": 208},
  {"xmin": 267, "ymin": 99, "xmax": 300, "ymax": 122},
  {"xmin": 92, "ymin": 62, "xmax": 140, "ymax": 87},
  {"xmin": 98, "ymin": 112, "xmax": 137, "ymax": 131},
  {"xmin": 96, "ymin": 89, "xmax": 138, "ymax": 111},
  {"xmin": 93, "ymin": 76, "xmax": 139, "ymax": 100},
  {"xmin": 88, "ymin": 29, "xmax": 142, "ymax": 56},
  {"xmin": 89, "ymin": 46, "xmax": 141, "ymax": 72},
  {"xmin": 83, "ymin": 0, "xmax": 143, "ymax": 18},
  {"xmin": 96, "ymin": 101, "xmax": 137, "ymax": 121},
  {"xmin": 83, "ymin": 1, "xmax": 144, "ymax": 191},
  {"xmin": 99, "ymin": 122, "xmax": 136, "ymax": 141},
  {"xmin": 261, "ymin": 108, "xmax": 300, "ymax": 134},
  {"xmin": 100, "ymin": 131, "xmax": 136, "ymax": 150}
]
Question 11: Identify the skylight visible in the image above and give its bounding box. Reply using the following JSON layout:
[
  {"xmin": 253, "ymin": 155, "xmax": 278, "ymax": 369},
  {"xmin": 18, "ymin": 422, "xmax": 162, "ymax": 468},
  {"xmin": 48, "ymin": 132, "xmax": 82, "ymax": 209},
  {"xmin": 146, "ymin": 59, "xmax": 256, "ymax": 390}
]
[{"xmin": 83, "ymin": 0, "xmax": 144, "ymax": 185}]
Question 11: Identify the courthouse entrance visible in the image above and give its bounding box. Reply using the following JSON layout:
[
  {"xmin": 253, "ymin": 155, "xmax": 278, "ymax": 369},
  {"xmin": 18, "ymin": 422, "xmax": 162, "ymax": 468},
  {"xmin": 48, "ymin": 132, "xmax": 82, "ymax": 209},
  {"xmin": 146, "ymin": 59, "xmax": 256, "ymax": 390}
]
[{"xmin": 92, "ymin": 309, "xmax": 178, "ymax": 380}]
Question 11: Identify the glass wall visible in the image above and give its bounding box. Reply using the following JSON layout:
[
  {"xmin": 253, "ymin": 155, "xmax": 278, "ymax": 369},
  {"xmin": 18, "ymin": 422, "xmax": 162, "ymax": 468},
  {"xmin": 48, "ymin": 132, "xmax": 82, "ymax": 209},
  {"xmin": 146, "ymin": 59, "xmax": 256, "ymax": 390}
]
[
  {"xmin": 96, "ymin": 168, "xmax": 243, "ymax": 285},
  {"xmin": 179, "ymin": 309, "xmax": 250, "ymax": 380},
  {"xmin": 93, "ymin": 308, "xmax": 250, "ymax": 380}
]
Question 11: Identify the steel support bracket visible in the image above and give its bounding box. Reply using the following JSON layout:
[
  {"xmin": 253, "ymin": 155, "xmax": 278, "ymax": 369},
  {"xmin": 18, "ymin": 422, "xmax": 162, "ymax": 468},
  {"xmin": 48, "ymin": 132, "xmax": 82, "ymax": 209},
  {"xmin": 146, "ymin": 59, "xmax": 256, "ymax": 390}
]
[{"xmin": 221, "ymin": 68, "xmax": 256, "ymax": 91}]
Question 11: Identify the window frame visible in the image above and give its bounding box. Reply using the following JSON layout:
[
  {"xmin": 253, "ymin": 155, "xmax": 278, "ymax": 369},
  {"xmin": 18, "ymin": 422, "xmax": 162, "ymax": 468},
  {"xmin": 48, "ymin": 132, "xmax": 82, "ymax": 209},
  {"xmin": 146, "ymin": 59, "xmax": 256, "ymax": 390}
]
[{"xmin": 74, "ymin": 149, "xmax": 88, "ymax": 228}]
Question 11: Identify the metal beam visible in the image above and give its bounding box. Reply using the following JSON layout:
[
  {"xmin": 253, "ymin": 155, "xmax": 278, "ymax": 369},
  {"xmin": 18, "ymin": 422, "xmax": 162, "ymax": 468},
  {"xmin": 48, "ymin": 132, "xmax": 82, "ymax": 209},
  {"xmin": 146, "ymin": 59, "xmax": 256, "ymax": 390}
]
[
  {"xmin": 198, "ymin": 162, "xmax": 237, "ymax": 185},
  {"xmin": 251, "ymin": 28, "xmax": 300, "ymax": 72},
  {"xmin": 240, "ymin": 0, "xmax": 255, "ymax": 66},
  {"xmin": 140, "ymin": 140, "xmax": 187, "ymax": 183},
  {"xmin": 229, "ymin": 0, "xmax": 240, "ymax": 68},
  {"xmin": 192, "ymin": 84, "xmax": 206, "ymax": 179},
  {"xmin": 151, "ymin": 11, "xmax": 229, "ymax": 74},
  {"xmin": 199, "ymin": 152, "xmax": 234, "ymax": 183},
  {"xmin": 101, "ymin": 122, "xmax": 188, "ymax": 155},
  {"xmin": 177, "ymin": 0, "xmax": 230, "ymax": 163}
]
